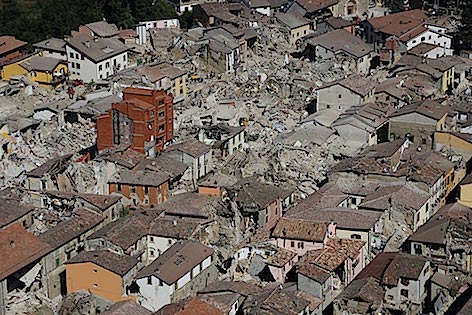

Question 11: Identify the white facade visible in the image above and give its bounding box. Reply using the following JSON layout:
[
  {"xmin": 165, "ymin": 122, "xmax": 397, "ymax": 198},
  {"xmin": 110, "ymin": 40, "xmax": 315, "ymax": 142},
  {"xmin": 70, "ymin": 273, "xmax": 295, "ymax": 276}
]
[
  {"xmin": 255, "ymin": 6, "xmax": 271, "ymax": 16},
  {"xmin": 406, "ymin": 29, "xmax": 453, "ymax": 56},
  {"xmin": 38, "ymin": 49, "xmax": 67, "ymax": 61},
  {"xmin": 65, "ymin": 44, "xmax": 128, "ymax": 82},
  {"xmin": 136, "ymin": 19, "xmax": 180, "ymax": 45},
  {"xmin": 137, "ymin": 255, "xmax": 213, "ymax": 311},
  {"xmin": 146, "ymin": 235, "xmax": 176, "ymax": 264}
]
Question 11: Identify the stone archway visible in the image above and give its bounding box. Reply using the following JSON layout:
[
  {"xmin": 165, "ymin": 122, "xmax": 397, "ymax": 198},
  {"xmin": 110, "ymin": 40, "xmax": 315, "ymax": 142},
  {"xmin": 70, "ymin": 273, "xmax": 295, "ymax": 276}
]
[{"xmin": 345, "ymin": 0, "xmax": 357, "ymax": 15}]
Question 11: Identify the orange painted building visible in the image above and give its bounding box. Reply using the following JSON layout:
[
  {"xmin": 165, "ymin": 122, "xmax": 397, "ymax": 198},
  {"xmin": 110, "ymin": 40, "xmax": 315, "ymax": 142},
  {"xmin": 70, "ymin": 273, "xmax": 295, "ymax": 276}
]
[
  {"xmin": 108, "ymin": 169, "xmax": 169, "ymax": 207},
  {"xmin": 96, "ymin": 87, "xmax": 174, "ymax": 157},
  {"xmin": 66, "ymin": 250, "xmax": 139, "ymax": 302}
]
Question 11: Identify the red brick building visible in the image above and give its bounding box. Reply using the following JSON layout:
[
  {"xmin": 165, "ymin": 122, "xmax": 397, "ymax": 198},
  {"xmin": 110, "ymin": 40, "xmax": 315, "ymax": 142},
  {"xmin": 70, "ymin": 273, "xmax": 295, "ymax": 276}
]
[{"xmin": 97, "ymin": 87, "xmax": 174, "ymax": 156}]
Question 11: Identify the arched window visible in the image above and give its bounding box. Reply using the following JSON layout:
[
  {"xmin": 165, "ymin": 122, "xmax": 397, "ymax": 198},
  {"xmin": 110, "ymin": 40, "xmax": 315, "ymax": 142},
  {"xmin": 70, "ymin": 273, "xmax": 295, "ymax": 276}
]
[{"xmin": 346, "ymin": 0, "xmax": 357, "ymax": 15}]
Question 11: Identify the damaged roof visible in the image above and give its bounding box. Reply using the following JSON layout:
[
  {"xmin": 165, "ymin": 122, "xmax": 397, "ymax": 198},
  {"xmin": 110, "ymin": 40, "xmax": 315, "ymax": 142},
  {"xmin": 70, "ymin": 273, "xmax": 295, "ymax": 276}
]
[
  {"xmin": 156, "ymin": 192, "xmax": 215, "ymax": 218},
  {"xmin": 360, "ymin": 184, "xmax": 429, "ymax": 211},
  {"xmin": 390, "ymin": 99, "xmax": 448, "ymax": 120},
  {"xmin": 0, "ymin": 223, "xmax": 51, "ymax": 281},
  {"xmin": 272, "ymin": 217, "xmax": 327, "ymax": 242},
  {"xmin": 295, "ymin": 0, "xmax": 339, "ymax": 13},
  {"xmin": 319, "ymin": 74, "xmax": 376, "ymax": 96},
  {"xmin": 231, "ymin": 177, "xmax": 293, "ymax": 210},
  {"xmin": 26, "ymin": 154, "xmax": 73, "ymax": 177},
  {"xmin": 39, "ymin": 208, "xmax": 104, "ymax": 251},
  {"xmin": 137, "ymin": 240, "xmax": 213, "ymax": 285},
  {"xmin": 167, "ymin": 139, "xmax": 212, "ymax": 158},
  {"xmin": 109, "ymin": 169, "xmax": 170, "ymax": 187}
]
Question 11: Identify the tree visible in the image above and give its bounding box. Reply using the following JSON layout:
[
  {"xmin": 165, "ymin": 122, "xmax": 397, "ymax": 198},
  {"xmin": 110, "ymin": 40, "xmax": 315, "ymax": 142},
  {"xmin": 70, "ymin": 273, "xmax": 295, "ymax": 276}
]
[
  {"xmin": 104, "ymin": 0, "xmax": 134, "ymax": 28},
  {"xmin": 151, "ymin": 0, "xmax": 177, "ymax": 19}
]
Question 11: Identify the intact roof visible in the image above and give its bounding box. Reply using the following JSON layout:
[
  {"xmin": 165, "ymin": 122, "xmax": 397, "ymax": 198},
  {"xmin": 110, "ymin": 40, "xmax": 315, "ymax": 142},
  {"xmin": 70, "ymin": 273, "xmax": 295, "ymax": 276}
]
[
  {"xmin": 272, "ymin": 218, "xmax": 327, "ymax": 242},
  {"xmin": 66, "ymin": 34, "xmax": 128, "ymax": 63},
  {"xmin": 307, "ymin": 29, "xmax": 373, "ymax": 58},
  {"xmin": 390, "ymin": 99, "xmax": 448, "ymax": 120},
  {"xmin": 66, "ymin": 249, "xmax": 138, "ymax": 276},
  {"xmin": 109, "ymin": 169, "xmax": 169, "ymax": 187},
  {"xmin": 0, "ymin": 36, "xmax": 27, "ymax": 56},
  {"xmin": 285, "ymin": 182, "xmax": 348, "ymax": 214},
  {"xmin": 409, "ymin": 43, "xmax": 441, "ymax": 56},
  {"xmin": 247, "ymin": 288, "xmax": 310, "ymax": 315},
  {"xmin": 39, "ymin": 208, "xmax": 103, "ymax": 251},
  {"xmin": 156, "ymin": 297, "xmax": 223, "ymax": 315},
  {"xmin": 33, "ymin": 37, "xmax": 66, "ymax": 53},
  {"xmin": 288, "ymin": 207, "xmax": 382, "ymax": 231},
  {"xmin": 19, "ymin": 56, "xmax": 65, "ymax": 72},
  {"xmin": 85, "ymin": 21, "xmax": 119, "ymax": 37},
  {"xmin": 275, "ymin": 12, "xmax": 310, "ymax": 29},
  {"xmin": 133, "ymin": 154, "xmax": 188, "ymax": 179},
  {"xmin": 319, "ymin": 74, "xmax": 375, "ymax": 96},
  {"xmin": 250, "ymin": 0, "xmax": 271, "ymax": 8},
  {"xmin": 326, "ymin": 17, "xmax": 355, "ymax": 29},
  {"xmin": 362, "ymin": 138, "xmax": 406, "ymax": 158},
  {"xmin": 198, "ymin": 280, "xmax": 261, "ymax": 296},
  {"xmin": 295, "ymin": 0, "xmax": 339, "ymax": 13},
  {"xmin": 168, "ymin": 139, "xmax": 211, "ymax": 158},
  {"xmin": 356, "ymin": 252, "xmax": 397, "ymax": 281},
  {"xmin": 407, "ymin": 216, "xmax": 449, "ymax": 245},
  {"xmin": 382, "ymin": 253, "xmax": 426, "ymax": 286},
  {"xmin": 137, "ymin": 240, "xmax": 214, "ymax": 284},
  {"xmin": 26, "ymin": 154, "xmax": 73, "ymax": 177},
  {"xmin": 360, "ymin": 184, "xmax": 429, "ymax": 211},
  {"xmin": 136, "ymin": 63, "xmax": 187, "ymax": 82},
  {"xmin": 0, "ymin": 223, "xmax": 51, "ymax": 281},
  {"xmin": 366, "ymin": 9, "xmax": 427, "ymax": 37},
  {"xmin": 0, "ymin": 198, "xmax": 35, "ymax": 228},
  {"xmin": 104, "ymin": 300, "xmax": 151, "ymax": 315},
  {"xmin": 156, "ymin": 192, "xmax": 214, "ymax": 218}
]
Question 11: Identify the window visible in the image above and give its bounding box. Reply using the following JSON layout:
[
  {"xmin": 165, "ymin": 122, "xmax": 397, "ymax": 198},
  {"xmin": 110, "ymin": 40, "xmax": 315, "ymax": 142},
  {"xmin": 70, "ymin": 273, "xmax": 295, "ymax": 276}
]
[
  {"xmin": 400, "ymin": 289, "xmax": 409, "ymax": 298},
  {"xmin": 145, "ymin": 186, "xmax": 149, "ymax": 194},
  {"xmin": 117, "ymin": 184, "xmax": 122, "ymax": 192},
  {"xmin": 150, "ymin": 250, "xmax": 154, "ymax": 257},
  {"xmin": 291, "ymin": 241, "xmax": 295, "ymax": 247},
  {"xmin": 351, "ymin": 234, "xmax": 361, "ymax": 240},
  {"xmin": 106, "ymin": 62, "xmax": 110, "ymax": 68},
  {"xmin": 123, "ymin": 55, "xmax": 126, "ymax": 61},
  {"xmin": 159, "ymin": 279, "xmax": 163, "ymax": 286},
  {"xmin": 75, "ymin": 53, "xmax": 79, "ymax": 59},
  {"xmin": 150, "ymin": 236, "xmax": 154, "ymax": 242},
  {"xmin": 93, "ymin": 269, "xmax": 97, "ymax": 273},
  {"xmin": 71, "ymin": 63, "xmax": 75, "ymax": 69},
  {"xmin": 158, "ymin": 111, "xmax": 165, "ymax": 118},
  {"xmin": 99, "ymin": 65, "xmax": 103, "ymax": 71},
  {"xmin": 150, "ymin": 111, "xmax": 154, "ymax": 117},
  {"xmin": 131, "ymin": 186, "xmax": 136, "ymax": 193},
  {"xmin": 93, "ymin": 283, "xmax": 98, "ymax": 288},
  {"xmin": 421, "ymin": 36, "xmax": 425, "ymax": 42},
  {"xmin": 56, "ymin": 258, "xmax": 60, "ymax": 267},
  {"xmin": 158, "ymin": 124, "xmax": 165, "ymax": 132},
  {"xmin": 147, "ymin": 276, "xmax": 152, "ymax": 285},
  {"xmin": 298, "ymin": 242, "xmax": 304, "ymax": 249},
  {"xmin": 69, "ymin": 52, "xmax": 74, "ymax": 58},
  {"xmin": 338, "ymin": 94, "xmax": 342, "ymax": 99},
  {"xmin": 31, "ymin": 71, "xmax": 37, "ymax": 77},
  {"xmin": 81, "ymin": 55, "xmax": 84, "ymax": 60},
  {"xmin": 168, "ymin": 239, "xmax": 172, "ymax": 245},
  {"xmin": 159, "ymin": 100, "xmax": 164, "ymax": 106},
  {"xmin": 76, "ymin": 63, "xmax": 80, "ymax": 69}
]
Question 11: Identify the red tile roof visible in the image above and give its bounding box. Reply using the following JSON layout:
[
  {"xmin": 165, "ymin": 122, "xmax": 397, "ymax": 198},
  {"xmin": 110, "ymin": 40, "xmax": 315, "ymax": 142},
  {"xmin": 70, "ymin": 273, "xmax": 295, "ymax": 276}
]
[
  {"xmin": 0, "ymin": 224, "xmax": 51, "ymax": 280},
  {"xmin": 0, "ymin": 36, "xmax": 27, "ymax": 56},
  {"xmin": 367, "ymin": 9, "xmax": 428, "ymax": 38}
]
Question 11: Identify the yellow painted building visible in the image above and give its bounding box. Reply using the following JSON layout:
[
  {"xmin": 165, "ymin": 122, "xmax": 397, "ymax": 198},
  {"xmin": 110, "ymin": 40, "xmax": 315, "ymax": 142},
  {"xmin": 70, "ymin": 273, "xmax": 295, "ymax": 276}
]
[
  {"xmin": 2, "ymin": 55, "xmax": 67, "ymax": 89},
  {"xmin": 441, "ymin": 67, "xmax": 454, "ymax": 94},
  {"xmin": 458, "ymin": 173, "xmax": 472, "ymax": 207},
  {"xmin": 136, "ymin": 63, "xmax": 188, "ymax": 102},
  {"xmin": 66, "ymin": 250, "xmax": 138, "ymax": 302}
]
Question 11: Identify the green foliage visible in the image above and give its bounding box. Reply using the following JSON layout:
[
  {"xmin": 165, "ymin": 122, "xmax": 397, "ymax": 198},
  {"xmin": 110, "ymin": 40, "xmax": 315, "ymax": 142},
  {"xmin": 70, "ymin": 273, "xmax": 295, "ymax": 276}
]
[
  {"xmin": 457, "ymin": 3, "xmax": 472, "ymax": 49},
  {"xmin": 178, "ymin": 10, "xmax": 193, "ymax": 30},
  {"xmin": 120, "ymin": 205, "xmax": 129, "ymax": 217},
  {"xmin": 0, "ymin": 0, "xmax": 178, "ymax": 44}
]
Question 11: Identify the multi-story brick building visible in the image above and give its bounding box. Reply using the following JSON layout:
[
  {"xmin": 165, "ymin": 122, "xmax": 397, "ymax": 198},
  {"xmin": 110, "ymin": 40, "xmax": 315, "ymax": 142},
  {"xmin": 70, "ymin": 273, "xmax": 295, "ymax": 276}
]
[{"xmin": 97, "ymin": 87, "xmax": 174, "ymax": 157}]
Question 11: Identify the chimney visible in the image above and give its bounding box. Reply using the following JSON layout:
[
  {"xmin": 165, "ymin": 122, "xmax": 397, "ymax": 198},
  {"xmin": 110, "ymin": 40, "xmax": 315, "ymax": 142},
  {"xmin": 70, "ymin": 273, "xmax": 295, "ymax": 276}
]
[
  {"xmin": 10, "ymin": 240, "xmax": 15, "ymax": 248},
  {"xmin": 84, "ymin": 40, "xmax": 90, "ymax": 48}
]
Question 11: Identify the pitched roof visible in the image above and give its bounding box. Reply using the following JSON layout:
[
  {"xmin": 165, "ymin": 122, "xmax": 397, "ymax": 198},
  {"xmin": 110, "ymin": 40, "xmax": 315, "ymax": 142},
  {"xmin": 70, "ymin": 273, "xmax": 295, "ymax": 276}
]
[
  {"xmin": 231, "ymin": 178, "xmax": 293, "ymax": 210},
  {"xmin": 390, "ymin": 99, "xmax": 448, "ymax": 120},
  {"xmin": 407, "ymin": 216, "xmax": 449, "ymax": 244},
  {"xmin": 156, "ymin": 297, "xmax": 223, "ymax": 315},
  {"xmin": 85, "ymin": 21, "xmax": 119, "ymax": 37},
  {"xmin": 249, "ymin": 0, "xmax": 271, "ymax": 8},
  {"xmin": 319, "ymin": 74, "xmax": 375, "ymax": 96},
  {"xmin": 275, "ymin": 12, "xmax": 310, "ymax": 29},
  {"xmin": 66, "ymin": 249, "xmax": 138, "ymax": 276},
  {"xmin": 297, "ymin": 257, "xmax": 332, "ymax": 283},
  {"xmin": 137, "ymin": 240, "xmax": 214, "ymax": 284},
  {"xmin": 366, "ymin": 9, "xmax": 427, "ymax": 37},
  {"xmin": 19, "ymin": 56, "xmax": 65, "ymax": 72},
  {"xmin": 339, "ymin": 277, "xmax": 384, "ymax": 303},
  {"xmin": 272, "ymin": 218, "xmax": 327, "ymax": 242},
  {"xmin": 305, "ymin": 238, "xmax": 365, "ymax": 272},
  {"xmin": 33, "ymin": 37, "xmax": 66, "ymax": 53},
  {"xmin": 0, "ymin": 223, "xmax": 51, "ymax": 280},
  {"xmin": 382, "ymin": 253, "xmax": 426, "ymax": 285},
  {"xmin": 66, "ymin": 34, "xmax": 128, "ymax": 63},
  {"xmin": 0, "ymin": 198, "xmax": 35, "ymax": 228},
  {"xmin": 332, "ymin": 102, "xmax": 393, "ymax": 131},
  {"xmin": 0, "ymin": 36, "xmax": 27, "ymax": 56},
  {"xmin": 156, "ymin": 192, "xmax": 215, "ymax": 218},
  {"xmin": 109, "ymin": 169, "xmax": 169, "ymax": 187},
  {"xmin": 408, "ymin": 43, "xmax": 441, "ymax": 56},
  {"xmin": 360, "ymin": 184, "xmax": 429, "ymax": 211},
  {"xmin": 26, "ymin": 154, "xmax": 73, "ymax": 177},
  {"xmin": 288, "ymin": 207, "xmax": 382, "ymax": 231},
  {"xmin": 168, "ymin": 139, "xmax": 211, "ymax": 158},
  {"xmin": 105, "ymin": 300, "xmax": 151, "ymax": 315},
  {"xmin": 356, "ymin": 252, "xmax": 397, "ymax": 281},
  {"xmin": 295, "ymin": 0, "xmax": 339, "ymax": 13},
  {"xmin": 136, "ymin": 63, "xmax": 187, "ymax": 82},
  {"xmin": 307, "ymin": 29, "xmax": 373, "ymax": 58},
  {"xmin": 39, "ymin": 208, "xmax": 103, "ymax": 250}
]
